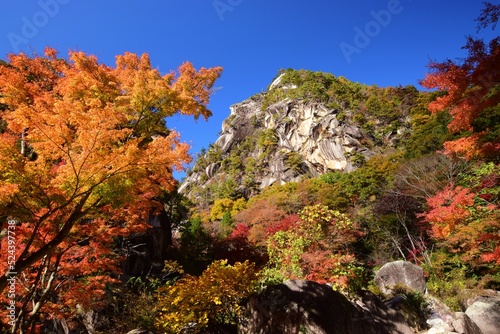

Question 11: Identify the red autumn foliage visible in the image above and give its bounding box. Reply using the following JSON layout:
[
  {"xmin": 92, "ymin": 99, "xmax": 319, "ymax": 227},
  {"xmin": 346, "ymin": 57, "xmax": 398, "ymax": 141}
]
[
  {"xmin": 234, "ymin": 199, "xmax": 287, "ymax": 245},
  {"xmin": 482, "ymin": 245, "xmax": 500, "ymax": 264},
  {"xmin": 265, "ymin": 205, "xmax": 366, "ymax": 290},
  {"xmin": 0, "ymin": 47, "xmax": 221, "ymax": 331},
  {"xmin": 266, "ymin": 214, "xmax": 301, "ymax": 236},
  {"xmin": 214, "ymin": 223, "xmax": 267, "ymax": 266},
  {"xmin": 421, "ymin": 184, "xmax": 475, "ymax": 239},
  {"xmin": 228, "ymin": 223, "xmax": 250, "ymax": 240},
  {"xmin": 419, "ymin": 173, "xmax": 500, "ymax": 271},
  {"xmin": 420, "ymin": 21, "xmax": 500, "ymax": 160}
]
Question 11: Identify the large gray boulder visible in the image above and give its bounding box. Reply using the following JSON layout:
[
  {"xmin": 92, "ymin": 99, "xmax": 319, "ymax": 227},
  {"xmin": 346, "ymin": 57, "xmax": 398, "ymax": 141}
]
[
  {"xmin": 352, "ymin": 291, "xmax": 416, "ymax": 334},
  {"xmin": 239, "ymin": 280, "xmax": 416, "ymax": 334},
  {"xmin": 374, "ymin": 260, "xmax": 427, "ymax": 295},
  {"xmin": 239, "ymin": 280, "xmax": 354, "ymax": 334},
  {"xmin": 424, "ymin": 295, "xmax": 457, "ymax": 333},
  {"xmin": 451, "ymin": 312, "xmax": 483, "ymax": 334},
  {"xmin": 465, "ymin": 295, "xmax": 500, "ymax": 334}
]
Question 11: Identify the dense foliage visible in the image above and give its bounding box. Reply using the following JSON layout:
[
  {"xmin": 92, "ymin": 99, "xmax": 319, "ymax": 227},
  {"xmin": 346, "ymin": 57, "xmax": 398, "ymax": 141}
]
[
  {"xmin": 0, "ymin": 4, "xmax": 498, "ymax": 332},
  {"xmin": 165, "ymin": 5, "xmax": 499, "ymax": 331},
  {"xmin": 420, "ymin": 5, "xmax": 500, "ymax": 160},
  {"xmin": 156, "ymin": 260, "xmax": 259, "ymax": 333},
  {"xmin": 0, "ymin": 48, "xmax": 221, "ymax": 332}
]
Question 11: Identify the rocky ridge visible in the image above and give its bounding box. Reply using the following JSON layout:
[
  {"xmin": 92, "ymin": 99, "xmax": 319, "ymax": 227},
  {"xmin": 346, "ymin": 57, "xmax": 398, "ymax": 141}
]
[{"xmin": 180, "ymin": 70, "xmax": 420, "ymax": 202}]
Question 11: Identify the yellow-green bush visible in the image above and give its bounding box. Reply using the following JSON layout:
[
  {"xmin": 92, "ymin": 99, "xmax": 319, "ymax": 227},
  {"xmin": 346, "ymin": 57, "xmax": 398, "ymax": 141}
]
[{"xmin": 156, "ymin": 260, "xmax": 259, "ymax": 333}]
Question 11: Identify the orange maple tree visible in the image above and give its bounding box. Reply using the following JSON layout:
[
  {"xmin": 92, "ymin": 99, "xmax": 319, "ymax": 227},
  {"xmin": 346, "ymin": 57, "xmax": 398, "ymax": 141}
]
[
  {"xmin": 0, "ymin": 47, "xmax": 221, "ymax": 332},
  {"xmin": 420, "ymin": 184, "xmax": 475, "ymax": 239},
  {"xmin": 420, "ymin": 5, "xmax": 500, "ymax": 160},
  {"xmin": 418, "ymin": 161, "xmax": 500, "ymax": 284}
]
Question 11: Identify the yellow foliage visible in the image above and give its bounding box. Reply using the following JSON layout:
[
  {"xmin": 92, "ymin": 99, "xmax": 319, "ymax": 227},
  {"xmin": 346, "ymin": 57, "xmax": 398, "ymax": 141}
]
[
  {"xmin": 231, "ymin": 197, "xmax": 247, "ymax": 216},
  {"xmin": 156, "ymin": 260, "xmax": 259, "ymax": 333},
  {"xmin": 209, "ymin": 198, "xmax": 234, "ymax": 221}
]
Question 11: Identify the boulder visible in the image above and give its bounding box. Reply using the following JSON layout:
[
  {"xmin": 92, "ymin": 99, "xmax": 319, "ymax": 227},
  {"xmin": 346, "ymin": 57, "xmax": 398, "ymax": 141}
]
[
  {"xmin": 374, "ymin": 260, "xmax": 427, "ymax": 295},
  {"xmin": 420, "ymin": 295, "xmax": 484, "ymax": 334},
  {"xmin": 239, "ymin": 280, "xmax": 416, "ymax": 334},
  {"xmin": 451, "ymin": 312, "xmax": 483, "ymax": 334},
  {"xmin": 458, "ymin": 289, "xmax": 500, "ymax": 310},
  {"xmin": 426, "ymin": 317, "xmax": 455, "ymax": 334},
  {"xmin": 126, "ymin": 330, "xmax": 154, "ymax": 334},
  {"xmin": 424, "ymin": 295, "xmax": 457, "ymax": 333},
  {"xmin": 239, "ymin": 280, "xmax": 354, "ymax": 334},
  {"xmin": 352, "ymin": 291, "xmax": 416, "ymax": 334},
  {"xmin": 465, "ymin": 295, "xmax": 500, "ymax": 334}
]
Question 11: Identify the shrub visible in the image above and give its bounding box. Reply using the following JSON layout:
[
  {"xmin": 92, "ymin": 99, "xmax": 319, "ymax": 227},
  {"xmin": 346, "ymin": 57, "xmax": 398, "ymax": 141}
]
[{"xmin": 156, "ymin": 260, "xmax": 259, "ymax": 333}]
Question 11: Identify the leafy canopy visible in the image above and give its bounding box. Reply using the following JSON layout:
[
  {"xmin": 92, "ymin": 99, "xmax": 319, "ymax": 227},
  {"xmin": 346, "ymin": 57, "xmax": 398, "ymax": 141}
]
[
  {"xmin": 420, "ymin": 17, "xmax": 500, "ymax": 160},
  {"xmin": 0, "ymin": 47, "xmax": 221, "ymax": 329}
]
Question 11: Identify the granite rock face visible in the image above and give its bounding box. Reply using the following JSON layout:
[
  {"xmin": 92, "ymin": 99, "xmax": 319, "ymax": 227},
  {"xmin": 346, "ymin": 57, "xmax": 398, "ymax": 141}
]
[{"xmin": 180, "ymin": 84, "xmax": 409, "ymax": 200}]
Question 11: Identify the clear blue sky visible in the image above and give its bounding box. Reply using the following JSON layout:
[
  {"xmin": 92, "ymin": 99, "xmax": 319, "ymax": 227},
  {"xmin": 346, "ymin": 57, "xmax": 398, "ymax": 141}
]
[{"xmin": 0, "ymin": 0, "xmax": 495, "ymax": 180}]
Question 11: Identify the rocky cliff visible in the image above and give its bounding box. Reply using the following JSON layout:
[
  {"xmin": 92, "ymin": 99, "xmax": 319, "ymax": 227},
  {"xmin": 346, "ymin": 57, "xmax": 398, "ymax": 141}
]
[{"xmin": 180, "ymin": 69, "xmax": 427, "ymax": 202}]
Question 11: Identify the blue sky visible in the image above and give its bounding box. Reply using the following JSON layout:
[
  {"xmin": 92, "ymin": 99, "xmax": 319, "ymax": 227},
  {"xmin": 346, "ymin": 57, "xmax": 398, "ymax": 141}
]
[{"xmin": 0, "ymin": 0, "xmax": 495, "ymax": 180}]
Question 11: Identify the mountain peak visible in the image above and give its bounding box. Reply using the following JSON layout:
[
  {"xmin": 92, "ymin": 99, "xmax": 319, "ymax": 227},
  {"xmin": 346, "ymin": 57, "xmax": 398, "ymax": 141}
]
[{"xmin": 180, "ymin": 69, "xmax": 423, "ymax": 204}]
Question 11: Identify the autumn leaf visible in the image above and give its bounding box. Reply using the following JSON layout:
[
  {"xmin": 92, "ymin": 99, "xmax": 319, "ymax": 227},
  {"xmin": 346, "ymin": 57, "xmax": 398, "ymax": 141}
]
[{"xmin": 0, "ymin": 47, "xmax": 221, "ymax": 330}]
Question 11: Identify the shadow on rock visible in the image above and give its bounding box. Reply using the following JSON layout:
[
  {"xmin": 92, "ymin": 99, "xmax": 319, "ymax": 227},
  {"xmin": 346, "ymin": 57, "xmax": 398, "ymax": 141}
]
[{"xmin": 239, "ymin": 280, "xmax": 415, "ymax": 334}]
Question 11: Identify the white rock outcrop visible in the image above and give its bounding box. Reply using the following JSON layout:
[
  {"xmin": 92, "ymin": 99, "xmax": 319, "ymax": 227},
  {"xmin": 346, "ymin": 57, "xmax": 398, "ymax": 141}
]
[{"xmin": 181, "ymin": 91, "xmax": 405, "ymax": 198}]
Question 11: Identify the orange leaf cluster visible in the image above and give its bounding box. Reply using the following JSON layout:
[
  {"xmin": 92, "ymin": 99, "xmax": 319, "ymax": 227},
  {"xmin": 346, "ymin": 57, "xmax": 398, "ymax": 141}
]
[
  {"xmin": 0, "ymin": 47, "xmax": 221, "ymax": 329},
  {"xmin": 422, "ymin": 185, "xmax": 475, "ymax": 239},
  {"xmin": 420, "ymin": 36, "xmax": 500, "ymax": 160}
]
